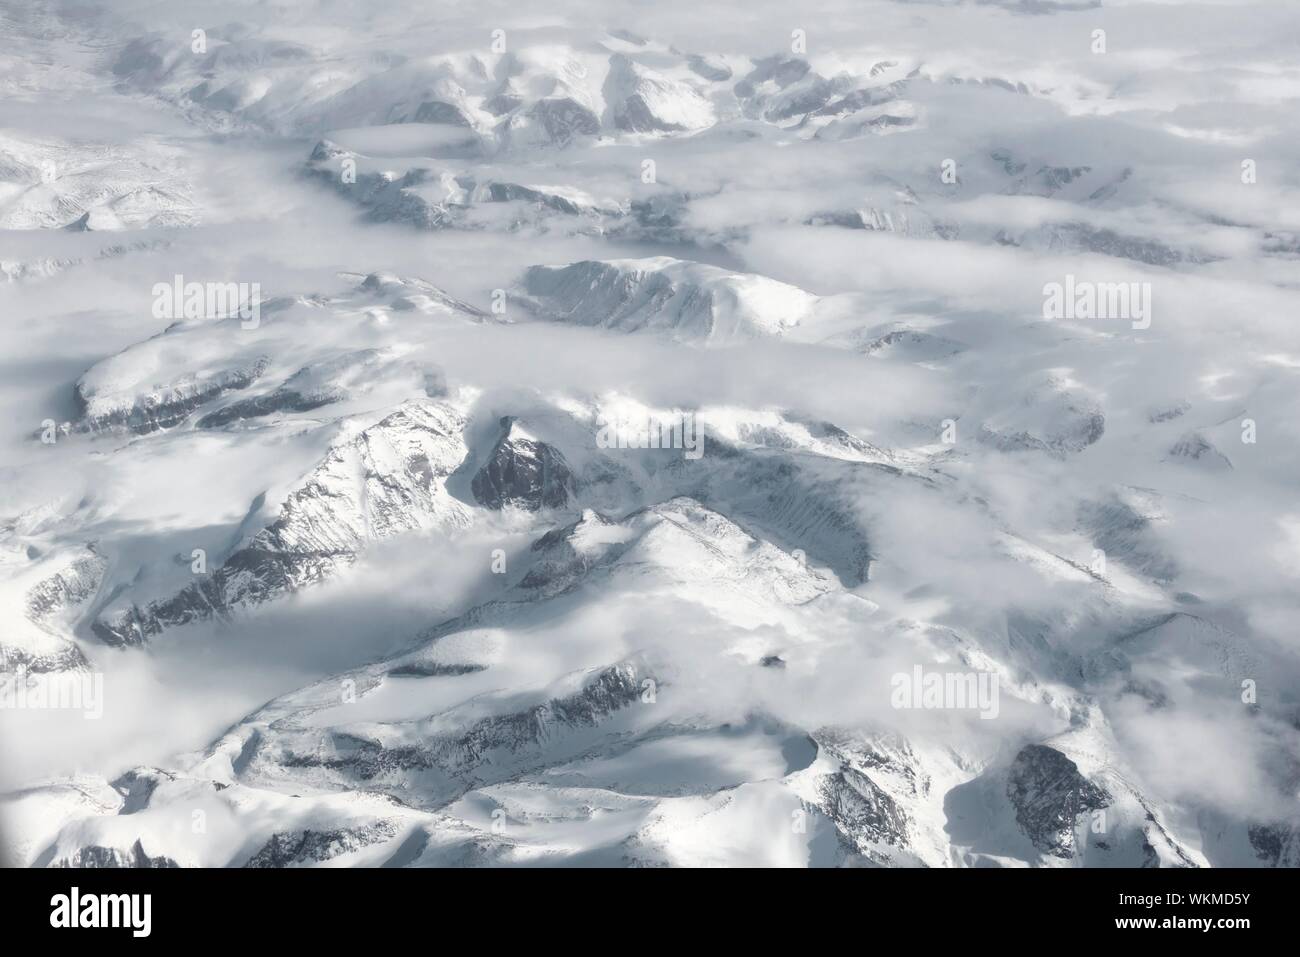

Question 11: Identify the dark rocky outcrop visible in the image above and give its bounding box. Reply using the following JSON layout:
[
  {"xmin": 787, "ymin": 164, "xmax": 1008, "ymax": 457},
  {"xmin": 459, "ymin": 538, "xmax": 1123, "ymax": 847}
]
[
  {"xmin": 75, "ymin": 356, "xmax": 270, "ymax": 435},
  {"xmin": 471, "ymin": 418, "xmax": 572, "ymax": 511},
  {"xmin": 818, "ymin": 766, "xmax": 910, "ymax": 852},
  {"xmin": 244, "ymin": 821, "xmax": 399, "ymax": 867},
  {"xmin": 1006, "ymin": 745, "xmax": 1111, "ymax": 858},
  {"xmin": 93, "ymin": 402, "xmax": 469, "ymax": 645},
  {"xmin": 55, "ymin": 839, "xmax": 179, "ymax": 868}
]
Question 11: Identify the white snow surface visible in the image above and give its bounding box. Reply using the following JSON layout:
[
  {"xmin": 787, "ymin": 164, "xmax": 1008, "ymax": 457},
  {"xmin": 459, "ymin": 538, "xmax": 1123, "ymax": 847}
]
[{"xmin": 1, "ymin": 0, "xmax": 1299, "ymax": 869}]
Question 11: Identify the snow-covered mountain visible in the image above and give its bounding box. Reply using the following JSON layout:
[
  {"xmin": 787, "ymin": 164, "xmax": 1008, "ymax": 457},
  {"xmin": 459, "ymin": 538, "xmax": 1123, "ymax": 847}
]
[
  {"xmin": 0, "ymin": 131, "xmax": 196, "ymax": 231},
  {"xmin": 2, "ymin": 0, "xmax": 1299, "ymax": 870}
]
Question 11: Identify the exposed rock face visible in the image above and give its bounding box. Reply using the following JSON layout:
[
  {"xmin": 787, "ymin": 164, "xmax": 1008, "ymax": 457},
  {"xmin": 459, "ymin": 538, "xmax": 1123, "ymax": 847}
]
[
  {"xmin": 24, "ymin": 549, "xmax": 106, "ymax": 625},
  {"xmin": 244, "ymin": 822, "xmax": 398, "ymax": 867},
  {"xmin": 516, "ymin": 96, "xmax": 601, "ymax": 147},
  {"xmin": 1006, "ymin": 745, "xmax": 1111, "ymax": 858},
  {"xmin": 520, "ymin": 257, "xmax": 817, "ymax": 342},
  {"xmin": 734, "ymin": 55, "xmax": 811, "ymax": 98},
  {"xmin": 1148, "ymin": 401, "xmax": 1190, "ymax": 423},
  {"xmin": 355, "ymin": 271, "xmax": 487, "ymax": 317},
  {"xmin": 1168, "ymin": 431, "xmax": 1233, "ymax": 469},
  {"xmin": 113, "ymin": 768, "xmax": 171, "ymax": 814},
  {"xmin": 308, "ymin": 141, "xmax": 630, "ymax": 231},
  {"xmin": 716, "ymin": 454, "xmax": 875, "ymax": 586},
  {"xmin": 814, "ymin": 86, "xmax": 899, "ymax": 119},
  {"xmin": 1248, "ymin": 822, "xmax": 1300, "ymax": 867},
  {"xmin": 818, "ymin": 766, "xmax": 910, "ymax": 853},
  {"xmin": 517, "ymin": 510, "xmax": 616, "ymax": 596},
  {"xmin": 471, "ymin": 418, "xmax": 572, "ymax": 511},
  {"xmin": 0, "ymin": 643, "xmax": 90, "ymax": 674},
  {"xmin": 979, "ymin": 417, "xmax": 1105, "ymax": 457},
  {"xmin": 607, "ymin": 192, "xmax": 692, "ymax": 244},
  {"xmin": 436, "ymin": 663, "xmax": 643, "ymax": 767},
  {"xmin": 733, "ymin": 55, "xmax": 867, "ymax": 127},
  {"xmin": 54, "ymin": 839, "xmax": 179, "ymax": 868},
  {"xmin": 273, "ymin": 664, "xmax": 645, "ymax": 788},
  {"xmin": 979, "ymin": 377, "xmax": 1106, "ymax": 457},
  {"xmin": 1078, "ymin": 494, "xmax": 1178, "ymax": 582},
  {"xmin": 197, "ymin": 386, "xmax": 338, "ymax": 427},
  {"xmin": 687, "ymin": 54, "xmax": 731, "ymax": 82},
  {"xmin": 198, "ymin": 346, "xmax": 414, "ymax": 428},
  {"xmin": 411, "ymin": 100, "xmax": 473, "ymax": 126},
  {"xmin": 386, "ymin": 662, "xmax": 485, "ymax": 677},
  {"xmin": 603, "ymin": 54, "xmax": 715, "ymax": 133},
  {"xmin": 75, "ymin": 355, "xmax": 270, "ymax": 434},
  {"xmin": 92, "ymin": 401, "xmax": 471, "ymax": 645},
  {"xmin": 759, "ymin": 75, "xmax": 836, "ymax": 122},
  {"xmin": 484, "ymin": 182, "xmax": 621, "ymax": 217},
  {"xmin": 9, "ymin": 1, "xmax": 1295, "ymax": 876},
  {"xmin": 859, "ymin": 329, "xmax": 966, "ymax": 360},
  {"xmin": 805, "ymin": 202, "xmax": 937, "ymax": 237},
  {"xmin": 1, "ymin": 547, "xmax": 106, "ymax": 674},
  {"xmin": 195, "ymin": 351, "xmax": 397, "ymax": 426},
  {"xmin": 305, "ymin": 143, "xmax": 461, "ymax": 229},
  {"xmin": 803, "ymin": 731, "xmax": 931, "ymax": 865},
  {"xmin": 1035, "ymin": 222, "xmax": 1214, "ymax": 267}
]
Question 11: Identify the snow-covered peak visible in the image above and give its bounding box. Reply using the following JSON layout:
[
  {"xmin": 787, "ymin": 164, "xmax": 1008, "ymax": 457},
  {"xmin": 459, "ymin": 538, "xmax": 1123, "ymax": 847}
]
[{"xmin": 520, "ymin": 257, "xmax": 818, "ymax": 342}]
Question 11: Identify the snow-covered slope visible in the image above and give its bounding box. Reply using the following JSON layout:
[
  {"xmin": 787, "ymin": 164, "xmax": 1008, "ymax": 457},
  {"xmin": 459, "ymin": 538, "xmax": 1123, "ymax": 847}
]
[
  {"xmin": 3, "ymin": 0, "xmax": 1299, "ymax": 871},
  {"xmin": 519, "ymin": 257, "xmax": 818, "ymax": 342},
  {"xmin": 0, "ymin": 131, "xmax": 195, "ymax": 230}
]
